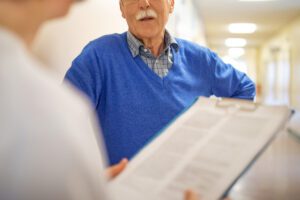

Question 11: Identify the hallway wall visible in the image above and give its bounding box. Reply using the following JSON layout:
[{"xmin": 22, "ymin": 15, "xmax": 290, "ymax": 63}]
[{"xmin": 258, "ymin": 15, "xmax": 300, "ymax": 109}]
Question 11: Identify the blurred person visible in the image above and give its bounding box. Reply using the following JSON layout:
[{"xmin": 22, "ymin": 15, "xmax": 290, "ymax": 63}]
[
  {"xmin": 0, "ymin": 0, "xmax": 200, "ymax": 200},
  {"xmin": 65, "ymin": 0, "xmax": 256, "ymax": 165},
  {"xmin": 0, "ymin": 0, "xmax": 109, "ymax": 199}
]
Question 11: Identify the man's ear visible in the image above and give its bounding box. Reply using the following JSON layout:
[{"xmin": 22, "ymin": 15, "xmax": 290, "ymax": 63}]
[
  {"xmin": 169, "ymin": 0, "xmax": 175, "ymax": 14},
  {"xmin": 119, "ymin": 1, "xmax": 126, "ymax": 19}
]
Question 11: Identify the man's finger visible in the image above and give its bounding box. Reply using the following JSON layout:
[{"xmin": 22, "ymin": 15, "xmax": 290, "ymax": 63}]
[
  {"xmin": 107, "ymin": 158, "xmax": 128, "ymax": 179},
  {"xmin": 184, "ymin": 190, "xmax": 200, "ymax": 200}
]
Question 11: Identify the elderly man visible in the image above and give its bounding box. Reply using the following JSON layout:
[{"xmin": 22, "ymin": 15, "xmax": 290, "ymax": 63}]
[
  {"xmin": 65, "ymin": 0, "xmax": 255, "ymax": 165},
  {"xmin": 0, "ymin": 0, "xmax": 207, "ymax": 199}
]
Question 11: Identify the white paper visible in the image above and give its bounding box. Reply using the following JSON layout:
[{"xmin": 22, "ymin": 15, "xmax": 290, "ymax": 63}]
[{"xmin": 111, "ymin": 98, "xmax": 290, "ymax": 200}]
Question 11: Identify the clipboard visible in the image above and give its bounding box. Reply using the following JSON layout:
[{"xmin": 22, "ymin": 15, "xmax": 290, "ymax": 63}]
[
  {"xmin": 110, "ymin": 97, "xmax": 291, "ymax": 200},
  {"xmin": 287, "ymin": 110, "xmax": 300, "ymax": 139}
]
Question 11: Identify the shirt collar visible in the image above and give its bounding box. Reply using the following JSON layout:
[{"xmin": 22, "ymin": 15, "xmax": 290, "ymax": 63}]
[{"xmin": 127, "ymin": 30, "xmax": 179, "ymax": 57}]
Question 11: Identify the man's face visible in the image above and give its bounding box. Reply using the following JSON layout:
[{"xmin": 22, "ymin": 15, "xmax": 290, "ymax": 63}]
[{"xmin": 120, "ymin": 0, "xmax": 174, "ymax": 40}]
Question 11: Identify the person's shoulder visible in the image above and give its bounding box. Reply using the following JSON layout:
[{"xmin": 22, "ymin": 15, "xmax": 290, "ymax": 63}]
[
  {"xmin": 175, "ymin": 38, "xmax": 211, "ymax": 53},
  {"xmin": 85, "ymin": 32, "xmax": 127, "ymax": 52},
  {"xmin": 22, "ymin": 57, "xmax": 94, "ymax": 120},
  {"xmin": 0, "ymin": 36, "xmax": 99, "ymax": 154},
  {"xmin": 175, "ymin": 37, "xmax": 213, "ymax": 58},
  {"xmin": 41, "ymin": 72, "xmax": 94, "ymax": 117},
  {"xmin": 26, "ymin": 70, "xmax": 99, "ymax": 140},
  {"xmin": 1, "ymin": 50, "xmax": 98, "ymax": 141}
]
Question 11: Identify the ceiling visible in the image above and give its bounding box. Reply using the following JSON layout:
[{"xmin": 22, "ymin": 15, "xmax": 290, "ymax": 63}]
[{"xmin": 193, "ymin": 0, "xmax": 300, "ymax": 49}]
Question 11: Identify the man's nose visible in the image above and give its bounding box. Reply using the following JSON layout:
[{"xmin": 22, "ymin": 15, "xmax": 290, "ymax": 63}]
[{"xmin": 139, "ymin": 0, "xmax": 150, "ymax": 9}]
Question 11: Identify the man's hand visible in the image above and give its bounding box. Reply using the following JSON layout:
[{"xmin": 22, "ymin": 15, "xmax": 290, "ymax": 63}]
[
  {"xmin": 184, "ymin": 190, "xmax": 231, "ymax": 200},
  {"xmin": 185, "ymin": 190, "xmax": 200, "ymax": 200},
  {"xmin": 106, "ymin": 158, "xmax": 128, "ymax": 180}
]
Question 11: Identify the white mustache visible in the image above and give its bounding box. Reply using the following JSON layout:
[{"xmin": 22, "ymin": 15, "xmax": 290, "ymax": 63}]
[{"xmin": 135, "ymin": 9, "xmax": 158, "ymax": 21}]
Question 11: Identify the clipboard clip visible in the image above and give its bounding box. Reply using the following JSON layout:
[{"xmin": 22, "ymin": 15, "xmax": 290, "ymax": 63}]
[{"xmin": 215, "ymin": 98, "xmax": 258, "ymax": 112}]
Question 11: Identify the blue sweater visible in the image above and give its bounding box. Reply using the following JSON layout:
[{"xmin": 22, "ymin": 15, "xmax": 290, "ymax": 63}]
[{"xmin": 65, "ymin": 32, "xmax": 255, "ymax": 165}]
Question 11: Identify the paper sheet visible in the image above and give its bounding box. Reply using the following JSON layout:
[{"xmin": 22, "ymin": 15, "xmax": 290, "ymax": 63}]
[{"xmin": 111, "ymin": 98, "xmax": 290, "ymax": 200}]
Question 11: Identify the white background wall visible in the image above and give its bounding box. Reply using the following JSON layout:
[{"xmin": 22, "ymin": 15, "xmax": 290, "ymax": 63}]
[
  {"xmin": 258, "ymin": 16, "xmax": 300, "ymax": 109},
  {"xmin": 33, "ymin": 0, "xmax": 127, "ymax": 81},
  {"xmin": 168, "ymin": 0, "xmax": 206, "ymax": 45}
]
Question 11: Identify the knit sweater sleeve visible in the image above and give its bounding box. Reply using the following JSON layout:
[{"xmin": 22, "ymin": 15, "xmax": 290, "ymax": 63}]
[
  {"xmin": 64, "ymin": 42, "xmax": 103, "ymax": 108},
  {"xmin": 207, "ymin": 49, "xmax": 256, "ymax": 100}
]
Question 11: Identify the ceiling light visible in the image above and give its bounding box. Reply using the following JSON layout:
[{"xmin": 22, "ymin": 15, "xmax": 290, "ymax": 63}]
[
  {"xmin": 228, "ymin": 23, "xmax": 257, "ymax": 34},
  {"xmin": 228, "ymin": 48, "xmax": 245, "ymax": 58},
  {"xmin": 225, "ymin": 38, "xmax": 247, "ymax": 47}
]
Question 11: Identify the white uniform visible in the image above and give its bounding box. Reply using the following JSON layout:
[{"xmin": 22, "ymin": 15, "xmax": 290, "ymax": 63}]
[{"xmin": 0, "ymin": 27, "xmax": 110, "ymax": 200}]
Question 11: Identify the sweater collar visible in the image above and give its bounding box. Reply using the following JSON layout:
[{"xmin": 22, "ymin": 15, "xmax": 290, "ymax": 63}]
[{"xmin": 126, "ymin": 30, "xmax": 179, "ymax": 58}]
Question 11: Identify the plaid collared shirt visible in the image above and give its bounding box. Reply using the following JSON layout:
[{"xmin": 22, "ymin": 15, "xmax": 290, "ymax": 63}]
[{"xmin": 127, "ymin": 31, "xmax": 179, "ymax": 78}]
